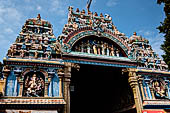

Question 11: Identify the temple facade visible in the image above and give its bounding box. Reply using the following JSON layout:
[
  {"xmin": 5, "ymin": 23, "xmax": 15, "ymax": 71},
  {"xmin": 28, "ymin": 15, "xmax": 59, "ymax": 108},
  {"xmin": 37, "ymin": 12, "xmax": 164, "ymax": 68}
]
[{"xmin": 0, "ymin": 6, "xmax": 170, "ymax": 113}]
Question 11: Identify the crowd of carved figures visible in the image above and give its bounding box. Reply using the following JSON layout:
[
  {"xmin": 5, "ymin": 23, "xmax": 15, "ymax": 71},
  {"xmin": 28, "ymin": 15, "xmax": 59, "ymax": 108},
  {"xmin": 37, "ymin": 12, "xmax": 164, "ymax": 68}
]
[
  {"xmin": 73, "ymin": 38, "xmax": 121, "ymax": 57},
  {"xmin": 129, "ymin": 32, "xmax": 168, "ymax": 71},
  {"xmin": 62, "ymin": 6, "xmax": 124, "ymax": 37},
  {"xmin": 7, "ymin": 14, "xmax": 61, "ymax": 60},
  {"xmin": 142, "ymin": 76, "xmax": 170, "ymax": 100}
]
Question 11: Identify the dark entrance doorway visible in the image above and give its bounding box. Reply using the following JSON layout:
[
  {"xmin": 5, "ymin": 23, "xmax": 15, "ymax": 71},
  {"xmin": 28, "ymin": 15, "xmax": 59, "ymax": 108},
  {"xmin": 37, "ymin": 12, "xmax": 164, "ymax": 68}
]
[{"xmin": 70, "ymin": 64, "xmax": 136, "ymax": 113}]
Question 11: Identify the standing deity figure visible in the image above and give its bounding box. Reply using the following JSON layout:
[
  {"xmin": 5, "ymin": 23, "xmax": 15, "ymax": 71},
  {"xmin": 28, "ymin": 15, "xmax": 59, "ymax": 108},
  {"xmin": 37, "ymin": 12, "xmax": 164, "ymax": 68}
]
[
  {"xmin": 93, "ymin": 44, "xmax": 97, "ymax": 55},
  {"xmin": 110, "ymin": 45, "xmax": 115, "ymax": 56},
  {"xmin": 35, "ymin": 51, "xmax": 38, "ymax": 59},
  {"xmin": 87, "ymin": 40, "xmax": 91, "ymax": 54},
  {"xmin": 101, "ymin": 41, "xmax": 105, "ymax": 55},
  {"xmin": 116, "ymin": 49, "xmax": 120, "ymax": 57},
  {"xmin": 80, "ymin": 42, "xmax": 84, "ymax": 53},
  {"xmin": 106, "ymin": 44, "xmax": 110, "ymax": 56},
  {"xmin": 97, "ymin": 41, "xmax": 101, "ymax": 55}
]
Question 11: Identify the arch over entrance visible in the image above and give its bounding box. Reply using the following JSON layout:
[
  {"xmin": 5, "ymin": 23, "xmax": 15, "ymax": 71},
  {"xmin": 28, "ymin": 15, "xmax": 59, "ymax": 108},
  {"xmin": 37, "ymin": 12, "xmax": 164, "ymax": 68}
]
[
  {"xmin": 72, "ymin": 35, "xmax": 127, "ymax": 57},
  {"xmin": 62, "ymin": 28, "xmax": 130, "ymax": 57},
  {"xmin": 23, "ymin": 71, "xmax": 45, "ymax": 97}
]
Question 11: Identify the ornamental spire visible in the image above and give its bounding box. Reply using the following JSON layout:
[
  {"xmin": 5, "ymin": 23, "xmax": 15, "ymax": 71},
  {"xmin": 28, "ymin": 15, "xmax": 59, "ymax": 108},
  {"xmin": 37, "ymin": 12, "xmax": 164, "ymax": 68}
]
[{"xmin": 86, "ymin": 0, "xmax": 92, "ymax": 13}]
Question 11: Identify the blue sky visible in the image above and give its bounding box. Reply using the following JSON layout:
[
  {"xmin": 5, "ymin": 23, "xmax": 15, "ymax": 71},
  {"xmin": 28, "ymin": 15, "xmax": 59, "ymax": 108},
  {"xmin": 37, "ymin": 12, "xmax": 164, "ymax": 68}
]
[{"xmin": 0, "ymin": 0, "xmax": 165, "ymax": 62}]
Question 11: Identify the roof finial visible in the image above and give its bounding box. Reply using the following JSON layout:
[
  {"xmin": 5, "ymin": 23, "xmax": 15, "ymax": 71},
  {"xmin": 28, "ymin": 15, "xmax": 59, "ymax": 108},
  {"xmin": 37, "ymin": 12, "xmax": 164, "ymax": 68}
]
[
  {"xmin": 133, "ymin": 32, "xmax": 137, "ymax": 36},
  {"xmin": 86, "ymin": 0, "xmax": 92, "ymax": 13},
  {"xmin": 37, "ymin": 14, "xmax": 41, "ymax": 20}
]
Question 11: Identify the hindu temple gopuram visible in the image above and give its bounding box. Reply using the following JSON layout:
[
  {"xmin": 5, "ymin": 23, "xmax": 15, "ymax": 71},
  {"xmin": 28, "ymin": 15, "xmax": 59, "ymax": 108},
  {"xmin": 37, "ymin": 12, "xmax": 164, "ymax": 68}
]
[{"xmin": 0, "ymin": 3, "xmax": 170, "ymax": 113}]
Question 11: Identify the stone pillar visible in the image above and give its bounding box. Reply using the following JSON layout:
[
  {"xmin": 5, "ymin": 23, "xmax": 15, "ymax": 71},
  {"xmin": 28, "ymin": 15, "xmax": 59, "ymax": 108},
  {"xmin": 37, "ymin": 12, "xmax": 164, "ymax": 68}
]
[
  {"xmin": 58, "ymin": 69, "xmax": 64, "ymax": 97},
  {"xmin": 138, "ymin": 75, "xmax": 146, "ymax": 100},
  {"xmin": 63, "ymin": 63, "xmax": 71, "ymax": 113},
  {"xmin": 150, "ymin": 87, "xmax": 155, "ymax": 100},
  {"xmin": 2, "ymin": 67, "xmax": 11, "ymax": 96},
  {"xmin": 44, "ymin": 82, "xmax": 48, "ymax": 97},
  {"xmin": 19, "ymin": 81, "xmax": 23, "ymax": 97},
  {"xmin": 1, "ymin": 76, "xmax": 7, "ymax": 96},
  {"xmin": 128, "ymin": 68, "xmax": 143, "ymax": 113}
]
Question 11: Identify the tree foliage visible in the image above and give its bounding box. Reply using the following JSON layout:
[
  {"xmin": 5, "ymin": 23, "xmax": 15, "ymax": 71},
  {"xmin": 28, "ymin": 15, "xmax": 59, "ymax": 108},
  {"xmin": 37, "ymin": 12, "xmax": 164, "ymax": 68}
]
[{"xmin": 157, "ymin": 0, "xmax": 170, "ymax": 70}]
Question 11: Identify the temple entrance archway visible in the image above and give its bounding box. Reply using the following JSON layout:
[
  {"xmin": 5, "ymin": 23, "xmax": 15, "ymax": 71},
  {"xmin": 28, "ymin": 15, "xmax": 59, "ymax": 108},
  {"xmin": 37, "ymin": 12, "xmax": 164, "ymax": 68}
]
[{"xmin": 70, "ymin": 64, "xmax": 136, "ymax": 113}]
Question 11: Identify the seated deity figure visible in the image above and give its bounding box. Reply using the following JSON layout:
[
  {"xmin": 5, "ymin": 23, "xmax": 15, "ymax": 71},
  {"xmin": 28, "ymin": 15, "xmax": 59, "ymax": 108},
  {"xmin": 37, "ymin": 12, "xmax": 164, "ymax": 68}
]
[
  {"xmin": 8, "ymin": 45, "xmax": 15, "ymax": 57},
  {"xmin": 26, "ymin": 74, "xmax": 38, "ymax": 97},
  {"xmin": 153, "ymin": 80, "xmax": 167, "ymax": 98},
  {"xmin": 25, "ymin": 74, "xmax": 44, "ymax": 97}
]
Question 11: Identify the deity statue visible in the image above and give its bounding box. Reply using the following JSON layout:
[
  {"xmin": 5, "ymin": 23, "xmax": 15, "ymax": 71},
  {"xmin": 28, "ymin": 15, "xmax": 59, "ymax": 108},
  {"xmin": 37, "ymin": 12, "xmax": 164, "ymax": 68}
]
[
  {"xmin": 20, "ymin": 50, "xmax": 25, "ymax": 58},
  {"xmin": 73, "ymin": 22, "xmax": 78, "ymax": 29},
  {"xmin": 80, "ymin": 42, "xmax": 85, "ymax": 53},
  {"xmin": 97, "ymin": 41, "xmax": 101, "ymax": 55},
  {"xmin": 87, "ymin": 40, "xmax": 91, "ymax": 54},
  {"xmin": 116, "ymin": 49, "xmax": 120, "ymax": 57},
  {"xmin": 38, "ymin": 44, "xmax": 43, "ymax": 50},
  {"xmin": 106, "ymin": 44, "xmax": 110, "ymax": 56},
  {"xmin": 93, "ymin": 44, "xmax": 97, "ymax": 55},
  {"xmin": 110, "ymin": 45, "xmax": 115, "ymax": 56},
  {"xmin": 34, "ymin": 51, "xmax": 38, "ymax": 59},
  {"xmin": 101, "ymin": 41, "xmax": 105, "ymax": 55},
  {"xmin": 54, "ymin": 40, "xmax": 62, "ymax": 54},
  {"xmin": 8, "ymin": 45, "xmax": 15, "ymax": 57},
  {"xmin": 25, "ymin": 74, "xmax": 44, "ymax": 97},
  {"xmin": 152, "ymin": 80, "xmax": 167, "ymax": 98}
]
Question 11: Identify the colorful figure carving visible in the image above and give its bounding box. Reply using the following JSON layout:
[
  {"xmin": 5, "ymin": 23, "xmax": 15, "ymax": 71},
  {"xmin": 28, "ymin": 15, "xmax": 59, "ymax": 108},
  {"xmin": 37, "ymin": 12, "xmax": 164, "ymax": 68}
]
[
  {"xmin": 93, "ymin": 44, "xmax": 97, "ymax": 55},
  {"xmin": 106, "ymin": 44, "xmax": 110, "ymax": 56},
  {"xmin": 87, "ymin": 40, "xmax": 91, "ymax": 54},
  {"xmin": 35, "ymin": 51, "xmax": 38, "ymax": 59},
  {"xmin": 20, "ymin": 50, "xmax": 25, "ymax": 58},
  {"xmin": 110, "ymin": 45, "xmax": 115, "ymax": 56},
  {"xmin": 116, "ymin": 49, "xmax": 119, "ymax": 57},
  {"xmin": 152, "ymin": 80, "xmax": 167, "ymax": 98},
  {"xmin": 101, "ymin": 41, "xmax": 105, "ymax": 55},
  {"xmin": 24, "ymin": 74, "xmax": 44, "ymax": 97},
  {"xmin": 97, "ymin": 41, "xmax": 101, "ymax": 55}
]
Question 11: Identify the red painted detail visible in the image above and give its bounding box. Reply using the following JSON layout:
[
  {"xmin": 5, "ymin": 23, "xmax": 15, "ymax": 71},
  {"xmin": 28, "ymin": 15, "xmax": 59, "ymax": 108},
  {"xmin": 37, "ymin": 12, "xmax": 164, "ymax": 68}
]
[{"xmin": 142, "ymin": 110, "xmax": 164, "ymax": 113}]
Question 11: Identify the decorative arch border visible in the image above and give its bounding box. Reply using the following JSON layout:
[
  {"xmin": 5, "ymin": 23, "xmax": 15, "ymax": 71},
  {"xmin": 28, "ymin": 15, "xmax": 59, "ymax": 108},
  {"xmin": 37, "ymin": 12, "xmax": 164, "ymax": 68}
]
[
  {"xmin": 21, "ymin": 68, "xmax": 48, "ymax": 82},
  {"xmin": 63, "ymin": 27, "xmax": 130, "ymax": 56}
]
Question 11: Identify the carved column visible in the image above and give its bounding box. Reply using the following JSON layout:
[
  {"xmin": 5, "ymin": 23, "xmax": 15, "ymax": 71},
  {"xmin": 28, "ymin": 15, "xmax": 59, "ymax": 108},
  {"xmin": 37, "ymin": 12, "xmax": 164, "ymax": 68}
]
[
  {"xmin": 145, "ymin": 78, "xmax": 152, "ymax": 99},
  {"xmin": 128, "ymin": 68, "xmax": 143, "ymax": 113},
  {"xmin": 63, "ymin": 62, "xmax": 71, "ymax": 113},
  {"xmin": 58, "ymin": 69, "xmax": 64, "ymax": 97},
  {"xmin": 2, "ymin": 67, "xmax": 11, "ymax": 96},
  {"xmin": 138, "ymin": 75, "xmax": 145, "ymax": 100},
  {"xmin": 19, "ymin": 81, "xmax": 24, "ymax": 97},
  {"xmin": 150, "ymin": 87, "xmax": 155, "ymax": 100},
  {"xmin": 45, "ymin": 82, "xmax": 48, "ymax": 97}
]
